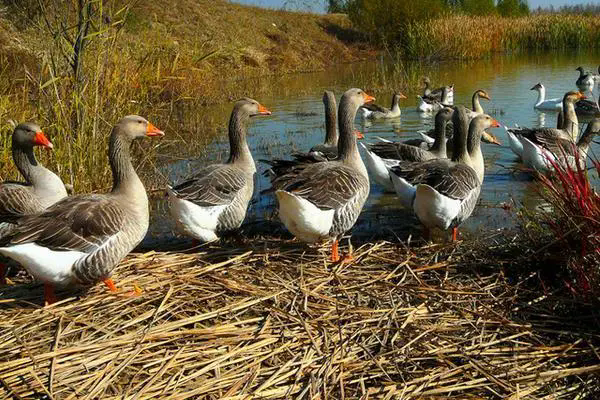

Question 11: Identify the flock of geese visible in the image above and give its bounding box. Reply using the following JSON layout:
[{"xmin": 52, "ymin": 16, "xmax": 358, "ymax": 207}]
[{"xmin": 0, "ymin": 65, "xmax": 599, "ymax": 305}]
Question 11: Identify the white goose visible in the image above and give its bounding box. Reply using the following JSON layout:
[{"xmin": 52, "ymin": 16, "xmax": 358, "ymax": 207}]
[
  {"xmin": 267, "ymin": 88, "xmax": 374, "ymax": 261},
  {"xmin": 389, "ymin": 107, "xmax": 500, "ymax": 240},
  {"xmin": 506, "ymin": 91, "xmax": 585, "ymax": 159},
  {"xmin": 168, "ymin": 98, "xmax": 271, "ymax": 242},
  {"xmin": 530, "ymin": 83, "xmax": 562, "ymax": 111},
  {"xmin": 360, "ymin": 92, "xmax": 406, "ymax": 119}
]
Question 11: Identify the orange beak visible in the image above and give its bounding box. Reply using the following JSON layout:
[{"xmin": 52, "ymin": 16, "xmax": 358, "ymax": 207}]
[
  {"xmin": 258, "ymin": 104, "xmax": 272, "ymax": 115},
  {"xmin": 398, "ymin": 93, "xmax": 407, "ymax": 99},
  {"xmin": 482, "ymin": 130, "xmax": 502, "ymax": 145},
  {"xmin": 491, "ymin": 119, "xmax": 501, "ymax": 128},
  {"xmin": 578, "ymin": 92, "xmax": 587, "ymax": 100},
  {"xmin": 362, "ymin": 92, "xmax": 375, "ymax": 103},
  {"xmin": 354, "ymin": 130, "xmax": 364, "ymax": 139},
  {"xmin": 482, "ymin": 93, "xmax": 491, "ymax": 101},
  {"xmin": 146, "ymin": 122, "xmax": 165, "ymax": 137},
  {"xmin": 33, "ymin": 131, "xmax": 53, "ymax": 149}
]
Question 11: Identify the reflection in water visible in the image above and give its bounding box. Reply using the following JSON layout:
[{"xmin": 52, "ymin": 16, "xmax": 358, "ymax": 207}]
[{"xmin": 147, "ymin": 50, "xmax": 600, "ymax": 247}]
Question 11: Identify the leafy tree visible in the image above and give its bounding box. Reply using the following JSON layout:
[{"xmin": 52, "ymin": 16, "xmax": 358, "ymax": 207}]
[
  {"xmin": 327, "ymin": 0, "xmax": 352, "ymax": 13},
  {"xmin": 497, "ymin": 0, "xmax": 530, "ymax": 17},
  {"xmin": 462, "ymin": 0, "xmax": 496, "ymax": 15}
]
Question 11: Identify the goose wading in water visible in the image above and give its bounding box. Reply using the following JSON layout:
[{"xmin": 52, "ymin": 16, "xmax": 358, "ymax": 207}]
[
  {"xmin": 388, "ymin": 106, "xmax": 500, "ymax": 241},
  {"xmin": 260, "ymin": 91, "xmax": 363, "ymax": 180},
  {"xmin": 168, "ymin": 98, "xmax": 271, "ymax": 243},
  {"xmin": 576, "ymin": 66, "xmax": 596, "ymax": 94},
  {"xmin": 520, "ymin": 117, "xmax": 600, "ymax": 173},
  {"xmin": 304, "ymin": 90, "xmax": 363, "ymax": 160},
  {"xmin": 422, "ymin": 77, "xmax": 454, "ymax": 104},
  {"xmin": 506, "ymin": 91, "xmax": 585, "ymax": 160},
  {"xmin": 0, "ymin": 115, "xmax": 164, "ymax": 305},
  {"xmin": 405, "ymin": 89, "xmax": 500, "ymax": 152},
  {"xmin": 530, "ymin": 82, "xmax": 599, "ymax": 115},
  {"xmin": 417, "ymin": 86, "xmax": 452, "ymax": 113},
  {"xmin": 0, "ymin": 122, "xmax": 68, "ymax": 284},
  {"xmin": 360, "ymin": 92, "xmax": 406, "ymax": 120},
  {"xmin": 362, "ymin": 107, "xmax": 454, "ymax": 192},
  {"xmin": 268, "ymin": 88, "xmax": 374, "ymax": 262}
]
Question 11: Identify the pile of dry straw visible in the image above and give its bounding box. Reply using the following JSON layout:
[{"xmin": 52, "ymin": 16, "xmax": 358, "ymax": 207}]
[{"xmin": 1, "ymin": 235, "xmax": 599, "ymax": 399}]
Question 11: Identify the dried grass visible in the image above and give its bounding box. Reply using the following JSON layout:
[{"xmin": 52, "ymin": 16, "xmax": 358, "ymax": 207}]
[{"xmin": 1, "ymin": 236, "xmax": 599, "ymax": 398}]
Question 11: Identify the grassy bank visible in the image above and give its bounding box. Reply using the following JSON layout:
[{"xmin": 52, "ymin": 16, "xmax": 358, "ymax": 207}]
[
  {"xmin": 1, "ymin": 236, "xmax": 600, "ymax": 398},
  {"xmin": 0, "ymin": 0, "xmax": 372, "ymax": 192},
  {"xmin": 401, "ymin": 14, "xmax": 600, "ymax": 60}
]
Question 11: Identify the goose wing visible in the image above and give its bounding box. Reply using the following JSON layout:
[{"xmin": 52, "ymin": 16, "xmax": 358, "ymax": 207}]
[
  {"xmin": 509, "ymin": 127, "xmax": 572, "ymax": 145},
  {"xmin": 170, "ymin": 164, "xmax": 247, "ymax": 207},
  {"xmin": 361, "ymin": 103, "xmax": 388, "ymax": 113},
  {"xmin": 0, "ymin": 183, "xmax": 43, "ymax": 224},
  {"xmin": 391, "ymin": 159, "xmax": 478, "ymax": 200},
  {"xmin": 368, "ymin": 141, "xmax": 434, "ymax": 162},
  {"xmin": 1, "ymin": 194, "xmax": 125, "ymax": 252},
  {"xmin": 279, "ymin": 162, "xmax": 366, "ymax": 210}
]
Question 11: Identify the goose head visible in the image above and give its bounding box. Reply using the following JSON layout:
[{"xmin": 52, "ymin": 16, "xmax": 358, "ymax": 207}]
[
  {"xmin": 393, "ymin": 92, "xmax": 407, "ymax": 102},
  {"xmin": 563, "ymin": 91, "xmax": 586, "ymax": 104},
  {"xmin": 576, "ymin": 66, "xmax": 585, "ymax": 74},
  {"xmin": 475, "ymin": 89, "xmax": 491, "ymax": 101},
  {"xmin": 481, "ymin": 131, "xmax": 502, "ymax": 145},
  {"xmin": 234, "ymin": 97, "xmax": 272, "ymax": 118},
  {"xmin": 422, "ymin": 77, "xmax": 431, "ymax": 88},
  {"xmin": 530, "ymin": 82, "xmax": 543, "ymax": 91},
  {"xmin": 436, "ymin": 107, "xmax": 454, "ymax": 123},
  {"xmin": 116, "ymin": 115, "xmax": 165, "ymax": 140},
  {"xmin": 343, "ymin": 88, "xmax": 375, "ymax": 110},
  {"xmin": 13, "ymin": 122, "xmax": 53, "ymax": 150},
  {"xmin": 471, "ymin": 114, "xmax": 501, "ymax": 132}
]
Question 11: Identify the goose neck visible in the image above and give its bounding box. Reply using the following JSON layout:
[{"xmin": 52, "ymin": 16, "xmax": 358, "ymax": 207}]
[
  {"xmin": 323, "ymin": 93, "xmax": 338, "ymax": 146},
  {"xmin": 535, "ymin": 86, "xmax": 545, "ymax": 106},
  {"xmin": 338, "ymin": 97, "xmax": 365, "ymax": 175},
  {"xmin": 109, "ymin": 131, "xmax": 145, "ymax": 201},
  {"xmin": 562, "ymin": 99, "xmax": 579, "ymax": 141},
  {"xmin": 429, "ymin": 117, "xmax": 447, "ymax": 155},
  {"xmin": 227, "ymin": 108, "xmax": 255, "ymax": 173},
  {"xmin": 472, "ymin": 93, "xmax": 484, "ymax": 114}
]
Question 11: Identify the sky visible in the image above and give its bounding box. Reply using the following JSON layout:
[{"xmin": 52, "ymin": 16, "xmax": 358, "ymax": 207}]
[{"xmin": 233, "ymin": 0, "xmax": 600, "ymax": 12}]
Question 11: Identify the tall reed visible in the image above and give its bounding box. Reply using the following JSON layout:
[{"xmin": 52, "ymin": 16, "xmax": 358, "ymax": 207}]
[{"xmin": 403, "ymin": 14, "xmax": 600, "ymax": 60}]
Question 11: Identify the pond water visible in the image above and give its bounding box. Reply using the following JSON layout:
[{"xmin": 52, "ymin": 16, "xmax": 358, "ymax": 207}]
[{"xmin": 147, "ymin": 50, "xmax": 600, "ymax": 247}]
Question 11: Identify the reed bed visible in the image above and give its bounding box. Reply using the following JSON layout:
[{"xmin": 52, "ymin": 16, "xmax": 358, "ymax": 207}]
[
  {"xmin": 404, "ymin": 14, "xmax": 600, "ymax": 59},
  {"xmin": 1, "ymin": 236, "xmax": 599, "ymax": 398}
]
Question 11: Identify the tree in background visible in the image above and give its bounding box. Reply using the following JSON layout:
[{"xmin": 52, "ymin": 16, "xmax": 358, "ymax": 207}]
[
  {"xmin": 327, "ymin": 0, "xmax": 351, "ymax": 13},
  {"xmin": 462, "ymin": 0, "xmax": 497, "ymax": 15},
  {"xmin": 497, "ymin": 0, "xmax": 530, "ymax": 17}
]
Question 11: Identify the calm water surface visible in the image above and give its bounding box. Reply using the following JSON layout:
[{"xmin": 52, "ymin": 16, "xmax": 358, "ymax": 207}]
[{"xmin": 147, "ymin": 51, "xmax": 600, "ymax": 246}]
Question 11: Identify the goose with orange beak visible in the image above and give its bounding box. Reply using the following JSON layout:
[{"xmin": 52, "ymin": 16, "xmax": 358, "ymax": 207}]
[
  {"xmin": 269, "ymin": 88, "xmax": 374, "ymax": 262},
  {"xmin": 0, "ymin": 122, "xmax": 68, "ymax": 284},
  {"xmin": 0, "ymin": 115, "xmax": 164, "ymax": 304},
  {"xmin": 389, "ymin": 108, "xmax": 500, "ymax": 241},
  {"xmin": 168, "ymin": 98, "xmax": 272, "ymax": 242}
]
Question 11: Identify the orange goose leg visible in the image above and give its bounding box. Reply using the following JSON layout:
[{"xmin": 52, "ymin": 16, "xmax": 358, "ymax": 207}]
[
  {"xmin": 104, "ymin": 278, "xmax": 118, "ymax": 292},
  {"xmin": 44, "ymin": 283, "xmax": 57, "ymax": 305},
  {"xmin": 452, "ymin": 227, "xmax": 458, "ymax": 242},
  {"xmin": 331, "ymin": 240, "xmax": 340, "ymax": 262}
]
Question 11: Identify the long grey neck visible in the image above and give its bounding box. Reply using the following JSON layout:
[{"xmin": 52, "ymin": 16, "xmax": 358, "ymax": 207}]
[
  {"xmin": 390, "ymin": 95, "xmax": 400, "ymax": 113},
  {"xmin": 323, "ymin": 93, "xmax": 338, "ymax": 146},
  {"xmin": 562, "ymin": 98, "xmax": 579, "ymax": 141},
  {"xmin": 451, "ymin": 108, "xmax": 470, "ymax": 165},
  {"xmin": 109, "ymin": 131, "xmax": 143, "ymax": 199},
  {"xmin": 472, "ymin": 93, "xmax": 484, "ymax": 114},
  {"xmin": 226, "ymin": 108, "xmax": 255, "ymax": 173},
  {"xmin": 338, "ymin": 97, "xmax": 366, "ymax": 176},
  {"xmin": 441, "ymin": 88, "xmax": 450, "ymax": 104},
  {"xmin": 429, "ymin": 117, "xmax": 448, "ymax": 156},
  {"xmin": 13, "ymin": 144, "xmax": 67, "ymax": 206},
  {"xmin": 12, "ymin": 145, "xmax": 40, "ymax": 185},
  {"xmin": 467, "ymin": 119, "xmax": 485, "ymax": 182}
]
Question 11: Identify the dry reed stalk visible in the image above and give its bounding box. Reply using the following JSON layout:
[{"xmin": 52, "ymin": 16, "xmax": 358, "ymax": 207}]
[{"xmin": 0, "ymin": 237, "xmax": 599, "ymax": 398}]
